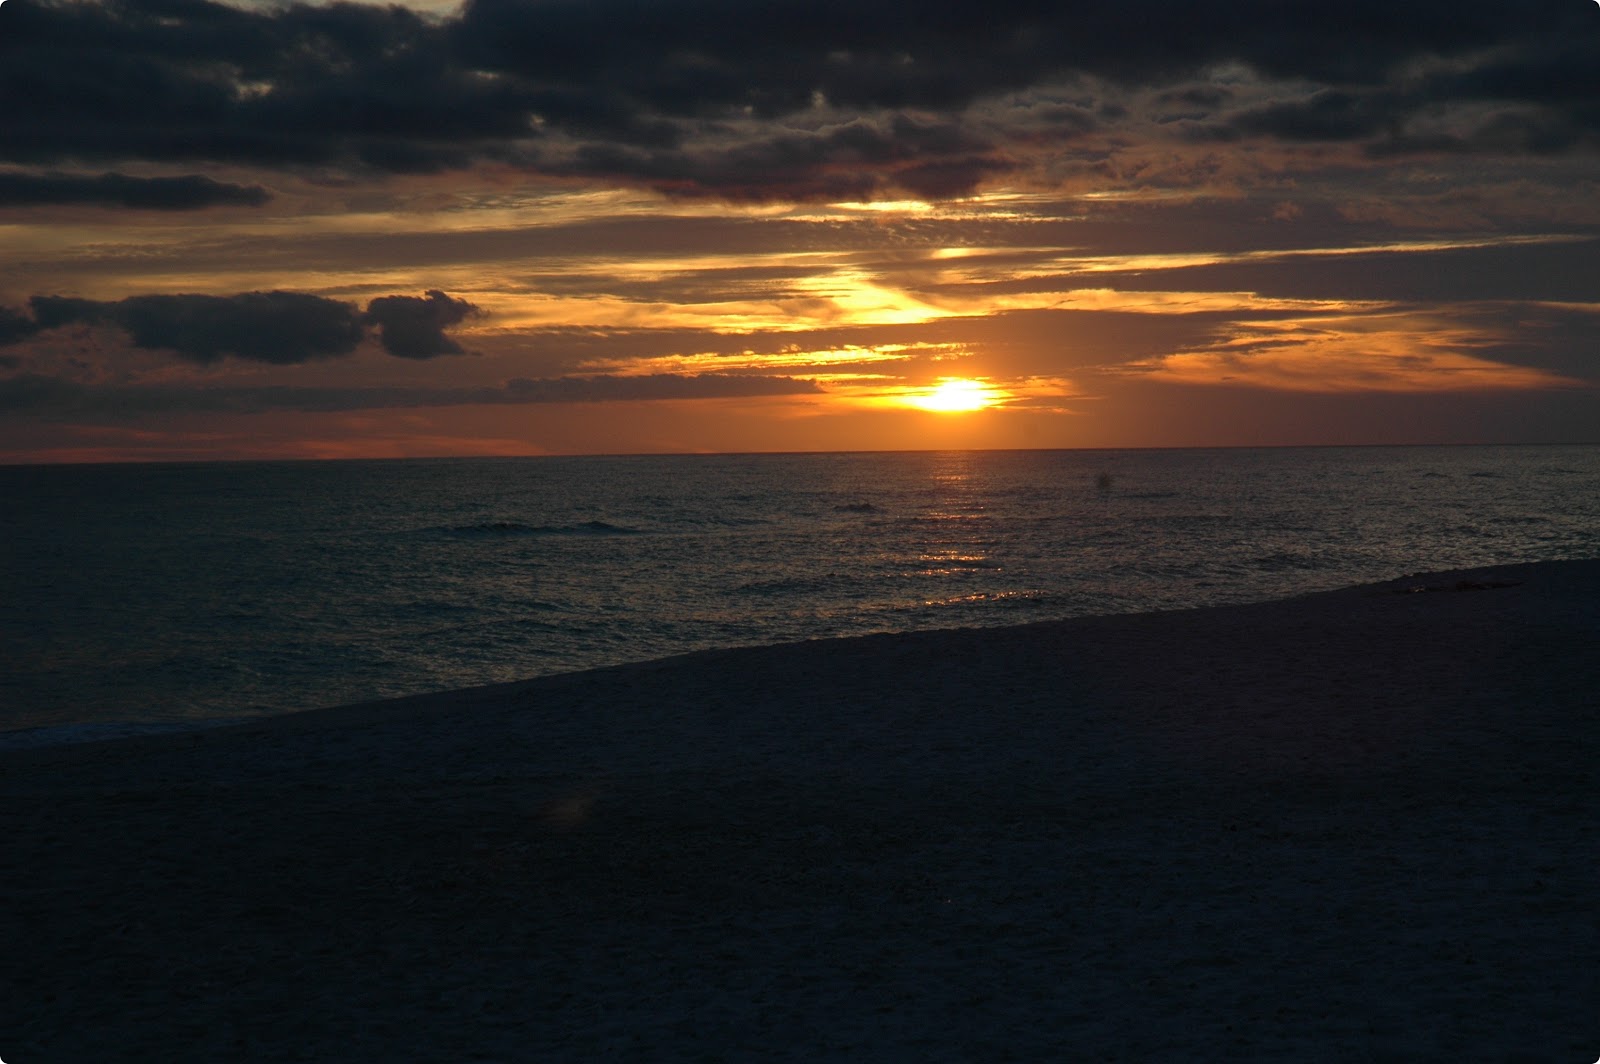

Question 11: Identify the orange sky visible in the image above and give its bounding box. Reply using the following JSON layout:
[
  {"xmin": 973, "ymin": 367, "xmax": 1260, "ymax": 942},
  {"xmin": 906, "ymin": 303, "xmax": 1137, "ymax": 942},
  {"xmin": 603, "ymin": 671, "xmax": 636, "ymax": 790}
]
[{"xmin": 2, "ymin": 0, "xmax": 1597, "ymax": 461}]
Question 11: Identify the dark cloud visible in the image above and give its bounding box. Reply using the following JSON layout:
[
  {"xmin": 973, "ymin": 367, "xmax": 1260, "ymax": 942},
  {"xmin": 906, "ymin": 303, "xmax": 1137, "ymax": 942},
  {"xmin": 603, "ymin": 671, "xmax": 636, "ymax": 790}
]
[
  {"xmin": 1430, "ymin": 303, "xmax": 1600, "ymax": 383},
  {"xmin": 2, "ymin": 0, "xmax": 1595, "ymax": 202},
  {"xmin": 0, "ymin": 0, "xmax": 532, "ymax": 170},
  {"xmin": 563, "ymin": 114, "xmax": 1009, "ymax": 201},
  {"xmin": 501, "ymin": 373, "xmax": 823, "ymax": 403},
  {"xmin": 4, "ymin": 289, "xmax": 478, "ymax": 364},
  {"xmin": 363, "ymin": 290, "xmax": 480, "ymax": 359},
  {"xmin": 0, "ymin": 304, "xmax": 42, "ymax": 344},
  {"xmin": 1231, "ymin": 90, "xmax": 1399, "ymax": 143},
  {"xmin": 0, "ymin": 370, "xmax": 823, "ymax": 418},
  {"xmin": 48, "ymin": 292, "xmax": 366, "ymax": 364},
  {"xmin": 452, "ymin": 0, "xmax": 1550, "ymax": 108},
  {"xmin": 0, "ymin": 171, "xmax": 268, "ymax": 209},
  {"xmin": 27, "ymin": 295, "xmax": 112, "ymax": 331},
  {"xmin": 1053, "ymin": 238, "xmax": 1600, "ymax": 306},
  {"xmin": 1158, "ymin": 85, "xmax": 1233, "ymax": 110},
  {"xmin": 0, "ymin": 373, "xmax": 84, "ymax": 414},
  {"xmin": 893, "ymin": 157, "xmax": 1016, "ymax": 201}
]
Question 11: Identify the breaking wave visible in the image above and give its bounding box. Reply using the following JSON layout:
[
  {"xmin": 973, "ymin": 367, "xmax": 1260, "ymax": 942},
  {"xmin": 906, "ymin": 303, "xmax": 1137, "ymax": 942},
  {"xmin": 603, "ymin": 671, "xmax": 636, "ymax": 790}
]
[{"xmin": 439, "ymin": 520, "xmax": 646, "ymax": 537}]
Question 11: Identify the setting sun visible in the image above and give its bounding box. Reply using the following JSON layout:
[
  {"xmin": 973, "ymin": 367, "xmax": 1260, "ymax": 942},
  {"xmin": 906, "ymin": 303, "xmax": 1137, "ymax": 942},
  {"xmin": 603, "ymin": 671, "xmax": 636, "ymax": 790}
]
[{"xmin": 908, "ymin": 378, "xmax": 999, "ymax": 413}]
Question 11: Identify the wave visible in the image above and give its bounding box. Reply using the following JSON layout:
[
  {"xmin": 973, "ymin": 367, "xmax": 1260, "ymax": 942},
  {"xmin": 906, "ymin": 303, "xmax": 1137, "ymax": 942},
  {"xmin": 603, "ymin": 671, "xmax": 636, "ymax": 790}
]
[
  {"xmin": 915, "ymin": 557, "xmax": 1004, "ymax": 572},
  {"xmin": 438, "ymin": 520, "xmax": 647, "ymax": 538},
  {"xmin": 734, "ymin": 575, "xmax": 846, "ymax": 596},
  {"xmin": 1250, "ymin": 551, "xmax": 1327, "ymax": 572},
  {"xmin": 696, "ymin": 515, "xmax": 771, "ymax": 527},
  {"xmin": 897, "ymin": 589, "xmax": 1052, "ymax": 613}
]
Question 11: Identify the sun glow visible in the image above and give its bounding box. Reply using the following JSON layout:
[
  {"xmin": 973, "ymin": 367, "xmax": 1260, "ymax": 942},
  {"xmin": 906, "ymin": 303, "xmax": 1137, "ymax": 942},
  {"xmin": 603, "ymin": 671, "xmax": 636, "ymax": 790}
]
[{"xmin": 907, "ymin": 378, "xmax": 999, "ymax": 413}]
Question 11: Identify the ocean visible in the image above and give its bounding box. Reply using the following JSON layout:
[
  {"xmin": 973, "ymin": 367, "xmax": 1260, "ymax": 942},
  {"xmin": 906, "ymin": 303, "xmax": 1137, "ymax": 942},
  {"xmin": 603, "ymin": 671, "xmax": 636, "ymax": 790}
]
[{"xmin": 3, "ymin": 444, "xmax": 1597, "ymax": 746}]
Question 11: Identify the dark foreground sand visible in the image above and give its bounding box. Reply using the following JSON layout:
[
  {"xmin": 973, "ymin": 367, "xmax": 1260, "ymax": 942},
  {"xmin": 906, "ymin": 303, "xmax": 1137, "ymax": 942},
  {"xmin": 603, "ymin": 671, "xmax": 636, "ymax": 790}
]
[{"xmin": 3, "ymin": 561, "xmax": 1596, "ymax": 1062}]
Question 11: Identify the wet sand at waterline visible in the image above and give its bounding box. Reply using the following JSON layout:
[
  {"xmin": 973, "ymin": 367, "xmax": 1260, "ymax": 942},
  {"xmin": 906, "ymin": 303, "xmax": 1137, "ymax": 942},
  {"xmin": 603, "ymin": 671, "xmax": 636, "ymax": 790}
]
[{"xmin": 3, "ymin": 561, "xmax": 1594, "ymax": 1061}]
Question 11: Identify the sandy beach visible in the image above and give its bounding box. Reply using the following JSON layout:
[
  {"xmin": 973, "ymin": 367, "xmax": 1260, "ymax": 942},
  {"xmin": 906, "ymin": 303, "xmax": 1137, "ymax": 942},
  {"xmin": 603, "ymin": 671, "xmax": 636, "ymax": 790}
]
[{"xmin": 3, "ymin": 560, "xmax": 1595, "ymax": 1062}]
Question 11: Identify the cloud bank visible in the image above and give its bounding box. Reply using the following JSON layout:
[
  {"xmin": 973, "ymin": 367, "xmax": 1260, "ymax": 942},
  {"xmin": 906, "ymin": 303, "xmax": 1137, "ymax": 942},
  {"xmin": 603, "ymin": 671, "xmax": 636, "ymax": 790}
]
[
  {"xmin": 3, "ymin": 289, "xmax": 480, "ymax": 364},
  {"xmin": 2, "ymin": 0, "xmax": 1594, "ymax": 203},
  {"xmin": 0, "ymin": 370, "xmax": 823, "ymax": 418},
  {"xmin": 364, "ymin": 290, "xmax": 480, "ymax": 359},
  {"xmin": 0, "ymin": 171, "xmax": 270, "ymax": 209}
]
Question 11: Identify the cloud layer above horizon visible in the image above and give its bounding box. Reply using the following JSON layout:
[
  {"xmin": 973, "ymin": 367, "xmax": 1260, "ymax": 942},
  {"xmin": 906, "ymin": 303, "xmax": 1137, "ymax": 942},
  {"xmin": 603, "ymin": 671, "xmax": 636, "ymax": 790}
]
[
  {"xmin": 1, "ymin": 0, "xmax": 1596, "ymax": 460},
  {"xmin": 5, "ymin": 0, "xmax": 1598, "ymax": 200}
]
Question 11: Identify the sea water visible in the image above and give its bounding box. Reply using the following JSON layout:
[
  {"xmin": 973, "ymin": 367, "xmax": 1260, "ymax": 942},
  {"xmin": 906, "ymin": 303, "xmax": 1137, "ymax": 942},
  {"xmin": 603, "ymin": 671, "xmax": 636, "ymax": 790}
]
[{"xmin": 3, "ymin": 445, "xmax": 1597, "ymax": 745}]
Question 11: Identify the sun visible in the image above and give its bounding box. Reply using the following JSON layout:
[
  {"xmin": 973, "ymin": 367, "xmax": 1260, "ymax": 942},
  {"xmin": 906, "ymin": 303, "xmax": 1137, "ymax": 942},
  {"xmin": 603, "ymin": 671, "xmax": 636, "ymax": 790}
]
[{"xmin": 908, "ymin": 378, "xmax": 997, "ymax": 413}]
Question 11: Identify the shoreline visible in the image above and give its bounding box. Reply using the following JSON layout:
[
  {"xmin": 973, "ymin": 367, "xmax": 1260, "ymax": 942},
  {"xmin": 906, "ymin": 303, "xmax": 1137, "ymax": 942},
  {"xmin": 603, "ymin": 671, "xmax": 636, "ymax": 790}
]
[
  {"xmin": 2, "ymin": 555, "xmax": 1588, "ymax": 754},
  {"xmin": 3, "ymin": 559, "xmax": 1595, "ymax": 1060}
]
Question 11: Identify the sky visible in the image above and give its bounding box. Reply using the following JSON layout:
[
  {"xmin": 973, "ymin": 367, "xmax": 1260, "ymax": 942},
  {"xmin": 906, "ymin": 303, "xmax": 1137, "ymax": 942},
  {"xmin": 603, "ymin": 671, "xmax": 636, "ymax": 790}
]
[{"xmin": 0, "ymin": 0, "xmax": 1597, "ymax": 462}]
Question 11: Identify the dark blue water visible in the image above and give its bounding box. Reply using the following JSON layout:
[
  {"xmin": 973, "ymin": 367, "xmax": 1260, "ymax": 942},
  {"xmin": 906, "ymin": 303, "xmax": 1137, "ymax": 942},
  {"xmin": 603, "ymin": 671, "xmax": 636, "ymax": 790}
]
[{"xmin": 3, "ymin": 445, "xmax": 1597, "ymax": 744}]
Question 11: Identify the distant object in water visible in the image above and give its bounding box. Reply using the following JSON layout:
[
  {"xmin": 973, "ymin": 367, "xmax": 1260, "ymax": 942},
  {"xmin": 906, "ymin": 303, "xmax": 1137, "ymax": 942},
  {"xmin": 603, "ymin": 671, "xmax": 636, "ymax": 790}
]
[{"xmin": 1095, "ymin": 471, "xmax": 1115, "ymax": 493}]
